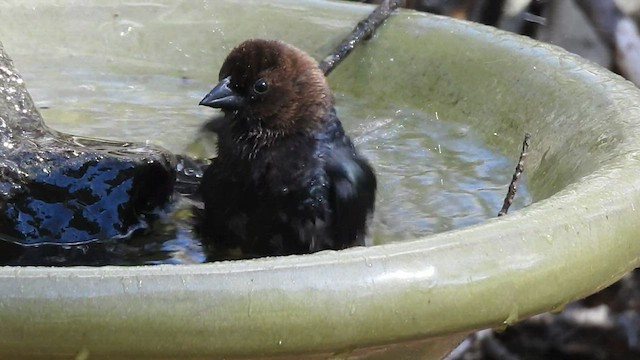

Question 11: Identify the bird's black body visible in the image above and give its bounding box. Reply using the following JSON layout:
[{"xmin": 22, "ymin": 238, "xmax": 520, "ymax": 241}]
[{"xmin": 198, "ymin": 39, "xmax": 376, "ymax": 258}]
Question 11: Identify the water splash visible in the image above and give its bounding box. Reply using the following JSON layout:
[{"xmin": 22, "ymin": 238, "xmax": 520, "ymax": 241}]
[{"xmin": 0, "ymin": 41, "xmax": 177, "ymax": 248}]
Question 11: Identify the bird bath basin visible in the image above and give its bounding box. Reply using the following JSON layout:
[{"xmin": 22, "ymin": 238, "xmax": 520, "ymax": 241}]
[{"xmin": 2, "ymin": 0, "xmax": 640, "ymax": 359}]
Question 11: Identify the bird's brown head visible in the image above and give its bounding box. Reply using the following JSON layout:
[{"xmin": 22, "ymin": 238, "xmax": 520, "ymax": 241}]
[{"xmin": 200, "ymin": 39, "xmax": 333, "ymax": 138}]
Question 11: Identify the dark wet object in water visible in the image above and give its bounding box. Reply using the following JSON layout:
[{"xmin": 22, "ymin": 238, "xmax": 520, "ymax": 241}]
[{"xmin": 0, "ymin": 42, "xmax": 176, "ymax": 246}]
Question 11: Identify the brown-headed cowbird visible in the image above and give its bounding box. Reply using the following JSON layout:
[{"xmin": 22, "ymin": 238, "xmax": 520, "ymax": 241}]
[{"xmin": 198, "ymin": 39, "xmax": 376, "ymax": 258}]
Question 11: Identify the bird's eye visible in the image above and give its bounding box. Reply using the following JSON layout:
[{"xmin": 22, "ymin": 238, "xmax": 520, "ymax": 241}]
[{"xmin": 253, "ymin": 78, "xmax": 269, "ymax": 94}]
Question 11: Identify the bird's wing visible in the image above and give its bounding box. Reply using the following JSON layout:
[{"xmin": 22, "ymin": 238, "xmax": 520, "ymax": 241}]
[{"xmin": 324, "ymin": 145, "xmax": 376, "ymax": 248}]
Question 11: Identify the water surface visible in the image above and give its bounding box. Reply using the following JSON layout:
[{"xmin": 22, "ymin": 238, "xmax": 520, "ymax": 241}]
[{"xmin": 10, "ymin": 56, "xmax": 531, "ymax": 264}]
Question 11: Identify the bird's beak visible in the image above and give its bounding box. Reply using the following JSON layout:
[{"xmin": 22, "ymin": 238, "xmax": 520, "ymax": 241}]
[{"xmin": 199, "ymin": 76, "xmax": 244, "ymax": 110}]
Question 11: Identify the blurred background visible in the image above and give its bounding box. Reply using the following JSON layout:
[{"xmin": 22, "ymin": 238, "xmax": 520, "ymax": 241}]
[
  {"xmin": 354, "ymin": 0, "xmax": 640, "ymax": 88},
  {"xmin": 350, "ymin": 1, "xmax": 640, "ymax": 359}
]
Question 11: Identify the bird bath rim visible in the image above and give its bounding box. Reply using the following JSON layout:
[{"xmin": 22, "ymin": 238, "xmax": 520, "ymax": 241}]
[{"xmin": 1, "ymin": 0, "xmax": 640, "ymax": 359}]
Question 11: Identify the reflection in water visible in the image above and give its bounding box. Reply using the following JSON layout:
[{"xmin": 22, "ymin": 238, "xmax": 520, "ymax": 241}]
[{"xmin": 1, "ymin": 48, "xmax": 531, "ymax": 266}]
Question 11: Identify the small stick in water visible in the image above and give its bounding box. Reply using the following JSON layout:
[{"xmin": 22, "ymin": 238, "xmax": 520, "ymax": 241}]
[
  {"xmin": 319, "ymin": 0, "xmax": 401, "ymax": 76},
  {"xmin": 498, "ymin": 133, "xmax": 531, "ymax": 217}
]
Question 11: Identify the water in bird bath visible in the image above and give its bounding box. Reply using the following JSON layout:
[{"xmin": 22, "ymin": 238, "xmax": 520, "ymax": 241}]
[
  {"xmin": 338, "ymin": 93, "xmax": 532, "ymax": 245},
  {"xmin": 7, "ymin": 55, "xmax": 531, "ymax": 265}
]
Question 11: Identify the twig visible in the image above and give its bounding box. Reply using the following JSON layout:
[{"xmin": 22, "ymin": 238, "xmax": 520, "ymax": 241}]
[
  {"xmin": 481, "ymin": 331, "xmax": 522, "ymax": 360},
  {"xmin": 468, "ymin": 0, "xmax": 506, "ymax": 26},
  {"xmin": 443, "ymin": 329, "xmax": 489, "ymax": 359},
  {"xmin": 498, "ymin": 132, "xmax": 531, "ymax": 217},
  {"xmin": 319, "ymin": 0, "xmax": 401, "ymax": 76},
  {"xmin": 614, "ymin": 17, "xmax": 640, "ymax": 86},
  {"xmin": 574, "ymin": 0, "xmax": 640, "ymax": 86},
  {"xmin": 573, "ymin": 0, "xmax": 621, "ymax": 48},
  {"xmin": 520, "ymin": 0, "xmax": 548, "ymax": 39},
  {"xmin": 444, "ymin": 329, "xmax": 522, "ymax": 360}
]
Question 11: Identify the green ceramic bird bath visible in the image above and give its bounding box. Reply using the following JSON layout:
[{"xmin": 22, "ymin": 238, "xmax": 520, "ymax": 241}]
[{"xmin": 2, "ymin": 0, "xmax": 640, "ymax": 359}]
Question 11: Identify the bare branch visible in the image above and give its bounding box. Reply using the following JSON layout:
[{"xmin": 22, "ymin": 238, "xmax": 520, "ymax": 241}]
[
  {"xmin": 498, "ymin": 133, "xmax": 531, "ymax": 217},
  {"xmin": 574, "ymin": 0, "xmax": 640, "ymax": 86},
  {"xmin": 319, "ymin": 0, "xmax": 401, "ymax": 76}
]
